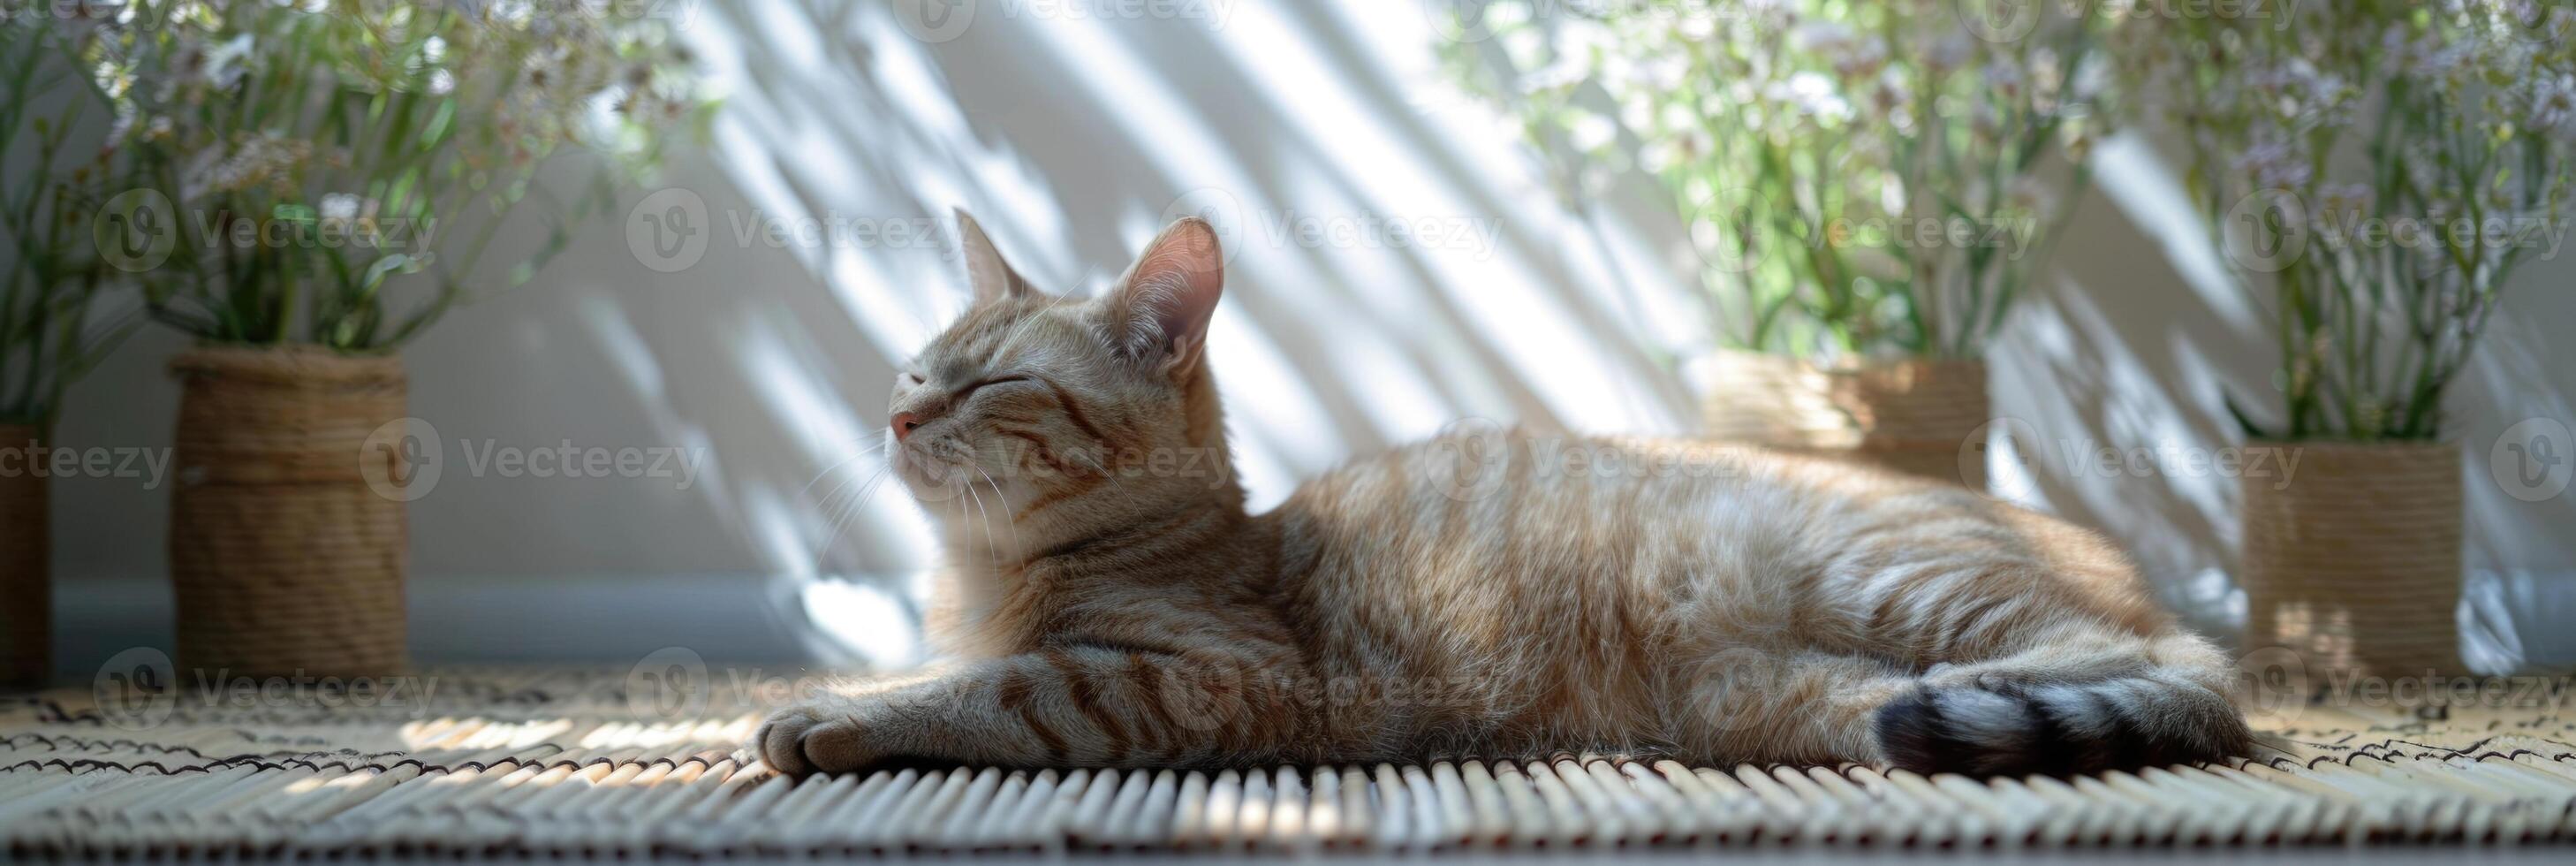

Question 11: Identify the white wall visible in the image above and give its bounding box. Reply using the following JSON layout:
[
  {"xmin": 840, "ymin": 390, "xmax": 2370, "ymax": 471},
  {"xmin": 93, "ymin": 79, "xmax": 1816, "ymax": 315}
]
[{"xmin": 46, "ymin": 1, "xmax": 2576, "ymax": 673}]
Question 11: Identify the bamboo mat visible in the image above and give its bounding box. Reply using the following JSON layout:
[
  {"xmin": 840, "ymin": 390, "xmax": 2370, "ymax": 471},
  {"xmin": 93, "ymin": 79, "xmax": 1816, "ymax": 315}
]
[{"xmin": 6, "ymin": 668, "xmax": 2576, "ymax": 858}]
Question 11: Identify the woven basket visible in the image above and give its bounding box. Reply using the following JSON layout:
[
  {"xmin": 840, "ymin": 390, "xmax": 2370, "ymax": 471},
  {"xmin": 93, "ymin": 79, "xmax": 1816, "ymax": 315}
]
[
  {"xmin": 1698, "ymin": 351, "xmax": 1989, "ymax": 489},
  {"xmin": 2239, "ymin": 440, "xmax": 2461, "ymax": 681},
  {"xmin": 0, "ymin": 426, "xmax": 45, "ymax": 690},
  {"xmin": 168, "ymin": 346, "xmax": 411, "ymax": 678}
]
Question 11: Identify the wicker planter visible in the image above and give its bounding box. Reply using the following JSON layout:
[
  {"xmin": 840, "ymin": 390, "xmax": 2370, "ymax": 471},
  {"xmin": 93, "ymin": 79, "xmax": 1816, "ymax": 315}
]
[
  {"xmin": 169, "ymin": 346, "xmax": 411, "ymax": 678},
  {"xmin": 2239, "ymin": 440, "xmax": 2462, "ymax": 680},
  {"xmin": 1697, "ymin": 350, "xmax": 1990, "ymax": 488},
  {"xmin": 1, "ymin": 427, "xmax": 46, "ymax": 690}
]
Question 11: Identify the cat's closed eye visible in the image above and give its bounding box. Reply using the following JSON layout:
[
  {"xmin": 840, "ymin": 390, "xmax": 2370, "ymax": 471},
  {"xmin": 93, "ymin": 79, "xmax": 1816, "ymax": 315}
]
[{"xmin": 948, "ymin": 375, "xmax": 1033, "ymax": 406}]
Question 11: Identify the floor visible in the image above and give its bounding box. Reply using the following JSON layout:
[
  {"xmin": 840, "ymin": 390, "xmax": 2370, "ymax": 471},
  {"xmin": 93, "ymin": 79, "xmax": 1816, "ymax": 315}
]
[{"xmin": 5, "ymin": 668, "xmax": 2574, "ymax": 858}]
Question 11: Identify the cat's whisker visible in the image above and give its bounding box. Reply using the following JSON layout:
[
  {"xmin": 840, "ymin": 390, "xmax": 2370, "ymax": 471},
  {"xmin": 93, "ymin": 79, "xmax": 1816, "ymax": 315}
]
[
  {"xmin": 799, "ymin": 452, "xmax": 878, "ymax": 511},
  {"xmin": 807, "ymin": 465, "xmax": 892, "ymax": 567},
  {"xmin": 791, "ymin": 439, "xmax": 892, "ymax": 505},
  {"xmin": 974, "ymin": 466, "xmax": 1021, "ymax": 563},
  {"xmin": 961, "ymin": 467, "xmax": 1001, "ymax": 566}
]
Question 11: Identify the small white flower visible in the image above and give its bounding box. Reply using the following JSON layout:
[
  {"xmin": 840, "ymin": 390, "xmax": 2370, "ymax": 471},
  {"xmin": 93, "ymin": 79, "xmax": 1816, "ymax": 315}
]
[
  {"xmin": 1570, "ymin": 113, "xmax": 1618, "ymax": 152},
  {"xmin": 320, "ymin": 193, "xmax": 360, "ymax": 221},
  {"xmin": 1769, "ymin": 72, "xmax": 1850, "ymax": 123}
]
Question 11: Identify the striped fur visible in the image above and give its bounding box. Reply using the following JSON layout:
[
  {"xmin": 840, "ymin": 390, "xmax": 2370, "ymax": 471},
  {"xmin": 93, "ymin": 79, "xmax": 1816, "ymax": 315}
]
[{"xmin": 755, "ymin": 214, "xmax": 2254, "ymax": 778}]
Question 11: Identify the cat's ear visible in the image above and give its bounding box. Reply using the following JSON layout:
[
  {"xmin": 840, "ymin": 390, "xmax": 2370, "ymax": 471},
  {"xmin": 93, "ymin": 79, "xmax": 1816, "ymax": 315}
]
[
  {"xmin": 956, "ymin": 208, "xmax": 1035, "ymax": 304},
  {"xmin": 1104, "ymin": 216, "xmax": 1224, "ymax": 377}
]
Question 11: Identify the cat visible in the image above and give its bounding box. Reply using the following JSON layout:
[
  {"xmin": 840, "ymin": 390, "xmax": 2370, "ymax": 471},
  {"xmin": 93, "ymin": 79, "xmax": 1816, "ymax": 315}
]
[{"xmin": 754, "ymin": 210, "xmax": 2254, "ymax": 779}]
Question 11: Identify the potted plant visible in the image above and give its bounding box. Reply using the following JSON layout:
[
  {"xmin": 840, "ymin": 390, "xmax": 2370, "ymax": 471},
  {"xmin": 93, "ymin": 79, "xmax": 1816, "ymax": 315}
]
[
  {"xmin": 0, "ymin": 13, "xmax": 145, "ymax": 690},
  {"xmin": 1439, "ymin": 0, "xmax": 2118, "ymax": 487},
  {"xmin": 82, "ymin": 0, "xmax": 710, "ymax": 677},
  {"xmin": 2127, "ymin": 1, "xmax": 2574, "ymax": 677}
]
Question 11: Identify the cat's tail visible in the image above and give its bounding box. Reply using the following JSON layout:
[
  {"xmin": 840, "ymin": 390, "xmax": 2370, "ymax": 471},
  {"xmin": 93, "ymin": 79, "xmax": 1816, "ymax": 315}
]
[{"xmin": 1872, "ymin": 665, "xmax": 2254, "ymax": 778}]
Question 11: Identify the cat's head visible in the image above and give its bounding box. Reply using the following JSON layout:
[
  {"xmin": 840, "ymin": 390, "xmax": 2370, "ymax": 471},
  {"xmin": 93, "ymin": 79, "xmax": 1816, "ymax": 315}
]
[{"xmin": 890, "ymin": 210, "xmax": 1240, "ymax": 559}]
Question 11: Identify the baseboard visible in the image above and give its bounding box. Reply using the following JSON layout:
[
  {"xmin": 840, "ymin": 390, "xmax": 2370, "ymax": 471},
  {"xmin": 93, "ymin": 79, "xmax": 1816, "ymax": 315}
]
[{"xmin": 50, "ymin": 573, "xmax": 826, "ymax": 682}]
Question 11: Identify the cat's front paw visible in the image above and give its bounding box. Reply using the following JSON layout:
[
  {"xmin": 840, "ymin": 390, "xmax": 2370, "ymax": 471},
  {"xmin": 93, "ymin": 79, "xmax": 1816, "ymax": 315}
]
[{"xmin": 754, "ymin": 702, "xmax": 882, "ymax": 775}]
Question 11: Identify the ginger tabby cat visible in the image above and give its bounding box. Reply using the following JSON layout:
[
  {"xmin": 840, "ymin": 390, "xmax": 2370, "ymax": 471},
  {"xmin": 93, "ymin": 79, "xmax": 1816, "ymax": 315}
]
[{"xmin": 755, "ymin": 212, "xmax": 2253, "ymax": 779}]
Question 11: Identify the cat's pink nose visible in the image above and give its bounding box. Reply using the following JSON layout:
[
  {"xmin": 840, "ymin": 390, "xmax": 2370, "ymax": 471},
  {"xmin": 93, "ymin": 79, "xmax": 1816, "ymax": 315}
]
[{"xmin": 891, "ymin": 412, "xmax": 925, "ymax": 442}]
